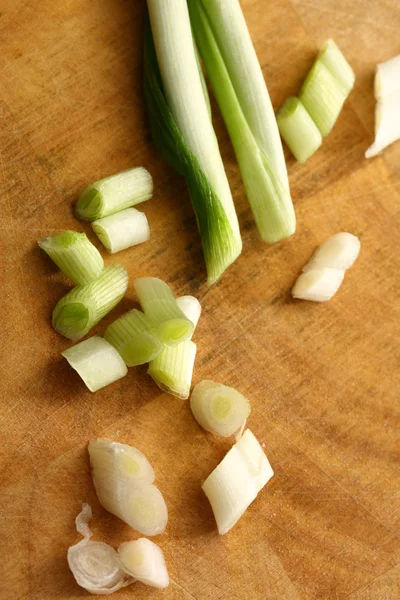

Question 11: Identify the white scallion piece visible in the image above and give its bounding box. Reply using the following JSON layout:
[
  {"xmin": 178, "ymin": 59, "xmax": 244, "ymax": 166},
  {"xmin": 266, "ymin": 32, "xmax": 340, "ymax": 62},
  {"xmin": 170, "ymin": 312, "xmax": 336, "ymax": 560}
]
[
  {"xmin": 62, "ymin": 337, "xmax": 128, "ymax": 392},
  {"xmin": 92, "ymin": 208, "xmax": 150, "ymax": 254},
  {"xmin": 75, "ymin": 168, "xmax": 153, "ymax": 221},
  {"xmin": 365, "ymin": 90, "xmax": 400, "ymax": 158},
  {"xmin": 202, "ymin": 429, "xmax": 274, "ymax": 535},
  {"xmin": 134, "ymin": 277, "xmax": 194, "ymax": 346},
  {"xmin": 53, "ymin": 265, "xmax": 128, "ymax": 340},
  {"xmin": 67, "ymin": 504, "xmax": 134, "ymax": 595},
  {"xmin": 374, "ymin": 54, "xmax": 400, "ymax": 100},
  {"xmin": 302, "ymin": 232, "xmax": 361, "ymax": 272},
  {"xmin": 118, "ymin": 539, "xmax": 169, "ymax": 589},
  {"xmin": 38, "ymin": 230, "xmax": 104, "ymax": 285},
  {"xmin": 190, "ymin": 380, "xmax": 251, "ymax": 437},
  {"xmin": 147, "ymin": 340, "xmax": 196, "ymax": 400},
  {"xmin": 176, "ymin": 295, "xmax": 202, "ymax": 333},
  {"xmin": 89, "ymin": 439, "xmax": 168, "ymax": 536},
  {"xmin": 292, "ymin": 267, "xmax": 345, "ymax": 302}
]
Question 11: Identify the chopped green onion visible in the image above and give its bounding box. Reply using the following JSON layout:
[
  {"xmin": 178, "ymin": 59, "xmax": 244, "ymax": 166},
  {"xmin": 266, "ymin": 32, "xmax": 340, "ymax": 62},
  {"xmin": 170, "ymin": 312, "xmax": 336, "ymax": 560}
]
[
  {"xmin": 75, "ymin": 168, "xmax": 153, "ymax": 221},
  {"xmin": 144, "ymin": 2, "xmax": 242, "ymax": 284},
  {"xmin": 38, "ymin": 230, "xmax": 104, "ymax": 285},
  {"xmin": 147, "ymin": 340, "xmax": 196, "ymax": 399},
  {"xmin": 302, "ymin": 232, "xmax": 361, "ymax": 272},
  {"xmin": 134, "ymin": 277, "xmax": 194, "ymax": 346},
  {"xmin": 62, "ymin": 336, "xmax": 128, "ymax": 392},
  {"xmin": 374, "ymin": 54, "xmax": 400, "ymax": 100},
  {"xmin": 176, "ymin": 295, "xmax": 202, "ymax": 333},
  {"xmin": 318, "ymin": 39, "xmax": 355, "ymax": 95},
  {"xmin": 92, "ymin": 208, "xmax": 150, "ymax": 254},
  {"xmin": 299, "ymin": 60, "xmax": 347, "ymax": 137},
  {"xmin": 188, "ymin": 0, "xmax": 296, "ymax": 243},
  {"xmin": 53, "ymin": 265, "xmax": 128, "ymax": 340},
  {"xmin": 366, "ymin": 90, "xmax": 400, "ymax": 158},
  {"xmin": 118, "ymin": 539, "xmax": 169, "ymax": 589},
  {"xmin": 190, "ymin": 380, "xmax": 251, "ymax": 437},
  {"xmin": 277, "ymin": 97, "xmax": 322, "ymax": 163},
  {"xmin": 292, "ymin": 267, "xmax": 345, "ymax": 302},
  {"xmin": 104, "ymin": 309, "xmax": 162, "ymax": 366}
]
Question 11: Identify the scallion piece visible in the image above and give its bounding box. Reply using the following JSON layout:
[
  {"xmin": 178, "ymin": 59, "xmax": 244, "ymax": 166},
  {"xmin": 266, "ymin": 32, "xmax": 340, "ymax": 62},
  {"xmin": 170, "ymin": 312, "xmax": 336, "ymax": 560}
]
[
  {"xmin": 299, "ymin": 61, "xmax": 347, "ymax": 138},
  {"xmin": 144, "ymin": 1, "xmax": 242, "ymax": 284},
  {"xmin": 292, "ymin": 267, "xmax": 345, "ymax": 302},
  {"xmin": 277, "ymin": 97, "xmax": 322, "ymax": 163},
  {"xmin": 147, "ymin": 340, "xmax": 197, "ymax": 400},
  {"xmin": 92, "ymin": 208, "xmax": 150, "ymax": 254},
  {"xmin": 176, "ymin": 295, "xmax": 202, "ymax": 333},
  {"xmin": 134, "ymin": 277, "xmax": 194, "ymax": 346},
  {"xmin": 318, "ymin": 39, "xmax": 355, "ymax": 95},
  {"xmin": 188, "ymin": 0, "xmax": 296, "ymax": 243},
  {"xmin": 38, "ymin": 230, "xmax": 104, "ymax": 285},
  {"xmin": 374, "ymin": 54, "xmax": 400, "ymax": 100},
  {"xmin": 104, "ymin": 309, "xmax": 162, "ymax": 367},
  {"xmin": 75, "ymin": 168, "xmax": 153, "ymax": 221},
  {"xmin": 302, "ymin": 232, "xmax": 361, "ymax": 272},
  {"xmin": 118, "ymin": 539, "xmax": 169, "ymax": 589},
  {"xmin": 53, "ymin": 265, "xmax": 128, "ymax": 340},
  {"xmin": 62, "ymin": 337, "xmax": 128, "ymax": 392}
]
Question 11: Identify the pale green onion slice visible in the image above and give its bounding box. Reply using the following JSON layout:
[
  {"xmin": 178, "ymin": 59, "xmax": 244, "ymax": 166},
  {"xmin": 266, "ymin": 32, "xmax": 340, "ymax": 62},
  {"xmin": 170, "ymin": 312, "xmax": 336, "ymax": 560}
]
[
  {"xmin": 75, "ymin": 168, "xmax": 153, "ymax": 221},
  {"xmin": 104, "ymin": 309, "xmax": 162, "ymax": 367},
  {"xmin": 277, "ymin": 97, "xmax": 322, "ymax": 164},
  {"xmin": 176, "ymin": 295, "xmax": 202, "ymax": 333},
  {"xmin": 190, "ymin": 380, "xmax": 251, "ymax": 437},
  {"xmin": 303, "ymin": 233, "xmax": 360, "ymax": 272},
  {"xmin": 62, "ymin": 337, "xmax": 128, "ymax": 392},
  {"xmin": 92, "ymin": 208, "xmax": 150, "ymax": 254},
  {"xmin": 118, "ymin": 539, "xmax": 169, "ymax": 589},
  {"xmin": 318, "ymin": 39, "xmax": 355, "ymax": 95},
  {"xmin": 374, "ymin": 54, "xmax": 400, "ymax": 100},
  {"xmin": 53, "ymin": 265, "xmax": 128, "ymax": 340},
  {"xmin": 299, "ymin": 61, "xmax": 347, "ymax": 137},
  {"xmin": 38, "ymin": 230, "xmax": 104, "ymax": 285},
  {"xmin": 292, "ymin": 267, "xmax": 345, "ymax": 302},
  {"xmin": 134, "ymin": 277, "xmax": 194, "ymax": 346},
  {"xmin": 147, "ymin": 340, "xmax": 196, "ymax": 400},
  {"xmin": 202, "ymin": 429, "xmax": 274, "ymax": 535}
]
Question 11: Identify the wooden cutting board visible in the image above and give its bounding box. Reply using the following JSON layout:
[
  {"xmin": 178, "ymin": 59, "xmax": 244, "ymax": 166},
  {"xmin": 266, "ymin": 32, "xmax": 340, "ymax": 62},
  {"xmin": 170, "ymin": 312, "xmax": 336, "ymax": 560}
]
[{"xmin": 1, "ymin": 1, "xmax": 399, "ymax": 599}]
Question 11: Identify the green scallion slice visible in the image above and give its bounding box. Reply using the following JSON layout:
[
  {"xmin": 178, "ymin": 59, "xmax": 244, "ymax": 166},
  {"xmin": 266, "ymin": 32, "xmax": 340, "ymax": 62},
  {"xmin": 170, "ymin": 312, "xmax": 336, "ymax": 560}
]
[
  {"xmin": 318, "ymin": 39, "xmax": 355, "ymax": 95},
  {"xmin": 277, "ymin": 97, "xmax": 322, "ymax": 163},
  {"xmin": 147, "ymin": 340, "xmax": 197, "ymax": 399}
]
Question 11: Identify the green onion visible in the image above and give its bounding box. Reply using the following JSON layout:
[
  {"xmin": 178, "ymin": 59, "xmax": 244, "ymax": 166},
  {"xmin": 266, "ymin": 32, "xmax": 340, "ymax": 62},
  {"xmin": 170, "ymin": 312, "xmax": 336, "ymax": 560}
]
[
  {"xmin": 147, "ymin": 340, "xmax": 197, "ymax": 400},
  {"xmin": 277, "ymin": 97, "xmax": 322, "ymax": 163},
  {"xmin": 318, "ymin": 39, "xmax": 355, "ymax": 95},
  {"xmin": 188, "ymin": 0, "xmax": 296, "ymax": 243},
  {"xmin": 144, "ymin": 1, "xmax": 242, "ymax": 284},
  {"xmin": 299, "ymin": 61, "xmax": 346, "ymax": 138},
  {"xmin": 134, "ymin": 277, "xmax": 194, "ymax": 346},
  {"xmin": 92, "ymin": 208, "xmax": 150, "ymax": 254},
  {"xmin": 53, "ymin": 265, "xmax": 128, "ymax": 340},
  {"xmin": 75, "ymin": 168, "xmax": 153, "ymax": 222},
  {"xmin": 104, "ymin": 309, "xmax": 162, "ymax": 366},
  {"xmin": 38, "ymin": 230, "xmax": 104, "ymax": 285},
  {"xmin": 62, "ymin": 336, "xmax": 128, "ymax": 392}
]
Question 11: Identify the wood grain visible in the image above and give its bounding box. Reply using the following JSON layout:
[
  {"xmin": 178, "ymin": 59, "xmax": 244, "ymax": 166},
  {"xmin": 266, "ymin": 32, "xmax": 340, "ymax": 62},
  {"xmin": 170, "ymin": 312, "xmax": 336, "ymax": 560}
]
[{"xmin": 1, "ymin": 1, "xmax": 399, "ymax": 599}]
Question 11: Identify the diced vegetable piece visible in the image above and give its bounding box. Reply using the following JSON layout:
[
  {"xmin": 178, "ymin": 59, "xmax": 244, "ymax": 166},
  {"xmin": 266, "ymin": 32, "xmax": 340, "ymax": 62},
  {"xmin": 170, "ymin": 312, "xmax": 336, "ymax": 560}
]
[
  {"xmin": 277, "ymin": 97, "xmax": 322, "ymax": 163},
  {"xmin": 374, "ymin": 54, "xmax": 400, "ymax": 99},
  {"xmin": 292, "ymin": 267, "xmax": 345, "ymax": 302},
  {"xmin": 92, "ymin": 208, "xmax": 150, "ymax": 254},
  {"xmin": 53, "ymin": 265, "xmax": 128, "ymax": 341},
  {"xmin": 62, "ymin": 337, "xmax": 128, "ymax": 392},
  {"xmin": 318, "ymin": 39, "xmax": 355, "ymax": 95},
  {"xmin": 148, "ymin": 340, "xmax": 196, "ymax": 400},
  {"xmin": 176, "ymin": 295, "xmax": 202, "ymax": 332},
  {"xmin": 302, "ymin": 232, "xmax": 361, "ymax": 272},
  {"xmin": 118, "ymin": 539, "xmax": 169, "ymax": 589},
  {"xmin": 75, "ymin": 168, "xmax": 153, "ymax": 221},
  {"xmin": 202, "ymin": 429, "xmax": 274, "ymax": 535},
  {"xmin": 365, "ymin": 90, "xmax": 400, "ymax": 158},
  {"xmin": 38, "ymin": 230, "xmax": 104, "ymax": 285}
]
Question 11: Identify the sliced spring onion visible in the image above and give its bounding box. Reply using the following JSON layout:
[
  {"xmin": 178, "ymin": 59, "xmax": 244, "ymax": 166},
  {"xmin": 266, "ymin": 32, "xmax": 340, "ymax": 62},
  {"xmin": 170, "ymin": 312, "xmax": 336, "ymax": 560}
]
[
  {"xmin": 190, "ymin": 380, "xmax": 251, "ymax": 437},
  {"xmin": 144, "ymin": 2, "xmax": 242, "ymax": 284},
  {"xmin": 188, "ymin": 0, "xmax": 296, "ymax": 243},
  {"xmin": 202, "ymin": 429, "xmax": 274, "ymax": 535},
  {"xmin": 374, "ymin": 54, "xmax": 400, "ymax": 100},
  {"xmin": 118, "ymin": 539, "xmax": 169, "ymax": 589},
  {"xmin": 67, "ymin": 504, "xmax": 134, "ymax": 595},
  {"xmin": 104, "ymin": 309, "xmax": 162, "ymax": 366},
  {"xmin": 365, "ymin": 90, "xmax": 400, "ymax": 158},
  {"xmin": 302, "ymin": 232, "xmax": 361, "ymax": 272},
  {"xmin": 75, "ymin": 168, "xmax": 153, "ymax": 221},
  {"xmin": 292, "ymin": 267, "xmax": 345, "ymax": 302},
  {"xmin": 317, "ymin": 39, "xmax": 355, "ymax": 95},
  {"xmin": 38, "ymin": 230, "xmax": 104, "ymax": 285},
  {"xmin": 62, "ymin": 337, "xmax": 128, "ymax": 392},
  {"xmin": 277, "ymin": 97, "xmax": 322, "ymax": 163},
  {"xmin": 134, "ymin": 277, "xmax": 194, "ymax": 346},
  {"xmin": 53, "ymin": 265, "xmax": 128, "ymax": 340},
  {"xmin": 176, "ymin": 295, "xmax": 202, "ymax": 332},
  {"xmin": 299, "ymin": 60, "xmax": 347, "ymax": 137},
  {"xmin": 92, "ymin": 208, "xmax": 150, "ymax": 254},
  {"xmin": 147, "ymin": 340, "xmax": 196, "ymax": 400}
]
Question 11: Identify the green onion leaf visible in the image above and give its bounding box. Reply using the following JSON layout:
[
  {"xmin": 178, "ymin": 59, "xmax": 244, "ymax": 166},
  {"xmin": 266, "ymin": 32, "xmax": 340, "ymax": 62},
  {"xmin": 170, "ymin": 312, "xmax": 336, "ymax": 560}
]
[
  {"xmin": 277, "ymin": 97, "xmax": 322, "ymax": 163},
  {"xmin": 38, "ymin": 230, "xmax": 104, "ymax": 285},
  {"xmin": 318, "ymin": 39, "xmax": 355, "ymax": 96},
  {"xmin": 75, "ymin": 168, "xmax": 153, "ymax": 222},
  {"xmin": 147, "ymin": 340, "xmax": 197, "ymax": 400},
  {"xmin": 53, "ymin": 265, "xmax": 128, "ymax": 340}
]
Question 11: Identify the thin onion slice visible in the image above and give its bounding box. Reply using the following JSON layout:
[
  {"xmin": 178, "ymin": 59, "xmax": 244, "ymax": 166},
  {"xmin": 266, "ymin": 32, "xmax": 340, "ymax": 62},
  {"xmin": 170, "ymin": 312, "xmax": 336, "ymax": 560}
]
[
  {"xmin": 302, "ymin": 232, "xmax": 360, "ymax": 272},
  {"xmin": 118, "ymin": 539, "xmax": 169, "ymax": 589}
]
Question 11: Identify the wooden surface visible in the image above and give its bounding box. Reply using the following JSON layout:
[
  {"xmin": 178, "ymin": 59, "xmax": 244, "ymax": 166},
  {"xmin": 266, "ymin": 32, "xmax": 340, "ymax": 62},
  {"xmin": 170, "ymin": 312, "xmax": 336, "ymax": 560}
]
[{"xmin": 1, "ymin": 1, "xmax": 399, "ymax": 599}]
